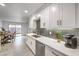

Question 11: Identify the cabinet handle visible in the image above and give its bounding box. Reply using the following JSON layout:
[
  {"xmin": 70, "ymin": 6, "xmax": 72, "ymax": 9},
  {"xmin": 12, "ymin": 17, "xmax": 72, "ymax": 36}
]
[
  {"xmin": 52, "ymin": 51, "xmax": 59, "ymax": 56},
  {"xmin": 60, "ymin": 20, "xmax": 62, "ymax": 25},
  {"xmin": 57, "ymin": 20, "xmax": 59, "ymax": 25}
]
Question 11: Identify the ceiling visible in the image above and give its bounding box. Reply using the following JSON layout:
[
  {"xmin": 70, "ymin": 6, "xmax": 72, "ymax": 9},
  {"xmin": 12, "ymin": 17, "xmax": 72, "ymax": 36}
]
[{"xmin": 0, "ymin": 3, "xmax": 50, "ymax": 23}]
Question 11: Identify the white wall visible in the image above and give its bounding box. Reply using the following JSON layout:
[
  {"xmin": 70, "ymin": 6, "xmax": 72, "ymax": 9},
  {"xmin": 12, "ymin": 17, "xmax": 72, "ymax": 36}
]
[
  {"xmin": 0, "ymin": 20, "xmax": 2, "ymax": 31},
  {"xmin": 2, "ymin": 21, "xmax": 28, "ymax": 35},
  {"xmin": 75, "ymin": 4, "xmax": 79, "ymax": 28},
  {"xmin": 0, "ymin": 20, "xmax": 2, "ymax": 28}
]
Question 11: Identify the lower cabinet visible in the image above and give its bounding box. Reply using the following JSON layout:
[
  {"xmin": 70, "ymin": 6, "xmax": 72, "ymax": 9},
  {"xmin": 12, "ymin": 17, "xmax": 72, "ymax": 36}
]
[
  {"xmin": 45, "ymin": 45, "xmax": 56, "ymax": 56},
  {"xmin": 45, "ymin": 45, "xmax": 67, "ymax": 56},
  {"xmin": 26, "ymin": 36, "xmax": 36, "ymax": 55},
  {"xmin": 26, "ymin": 36, "xmax": 67, "ymax": 56}
]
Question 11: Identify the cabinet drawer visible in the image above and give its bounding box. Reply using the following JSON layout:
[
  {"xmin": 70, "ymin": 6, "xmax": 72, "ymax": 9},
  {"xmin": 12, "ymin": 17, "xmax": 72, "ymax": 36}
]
[
  {"xmin": 45, "ymin": 46, "xmax": 66, "ymax": 56},
  {"xmin": 45, "ymin": 46, "xmax": 56, "ymax": 56}
]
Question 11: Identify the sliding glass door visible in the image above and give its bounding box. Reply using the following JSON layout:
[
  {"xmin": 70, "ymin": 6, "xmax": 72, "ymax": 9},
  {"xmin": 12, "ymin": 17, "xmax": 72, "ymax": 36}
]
[{"xmin": 9, "ymin": 25, "xmax": 21, "ymax": 34}]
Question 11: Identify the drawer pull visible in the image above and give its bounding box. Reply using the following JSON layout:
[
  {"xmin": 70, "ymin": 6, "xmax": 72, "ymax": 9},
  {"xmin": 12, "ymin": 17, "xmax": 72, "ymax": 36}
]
[{"xmin": 52, "ymin": 51, "xmax": 59, "ymax": 56}]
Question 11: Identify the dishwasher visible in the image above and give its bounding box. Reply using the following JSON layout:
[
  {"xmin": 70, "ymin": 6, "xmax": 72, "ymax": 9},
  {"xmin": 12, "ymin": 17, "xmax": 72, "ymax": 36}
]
[{"xmin": 36, "ymin": 41, "xmax": 45, "ymax": 56}]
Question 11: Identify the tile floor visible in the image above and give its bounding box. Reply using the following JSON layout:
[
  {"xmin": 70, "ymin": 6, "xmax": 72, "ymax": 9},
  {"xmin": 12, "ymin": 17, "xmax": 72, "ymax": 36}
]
[{"xmin": 0, "ymin": 34, "xmax": 34, "ymax": 56}]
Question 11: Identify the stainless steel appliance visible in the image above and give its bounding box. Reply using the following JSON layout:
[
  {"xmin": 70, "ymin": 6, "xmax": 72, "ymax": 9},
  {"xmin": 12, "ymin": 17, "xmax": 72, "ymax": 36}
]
[
  {"xmin": 64, "ymin": 34, "xmax": 77, "ymax": 49},
  {"xmin": 36, "ymin": 41, "xmax": 45, "ymax": 56}
]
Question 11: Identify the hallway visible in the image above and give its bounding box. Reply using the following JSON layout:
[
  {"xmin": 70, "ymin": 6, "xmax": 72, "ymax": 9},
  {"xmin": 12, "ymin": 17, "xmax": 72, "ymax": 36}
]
[{"xmin": 0, "ymin": 34, "xmax": 34, "ymax": 56}]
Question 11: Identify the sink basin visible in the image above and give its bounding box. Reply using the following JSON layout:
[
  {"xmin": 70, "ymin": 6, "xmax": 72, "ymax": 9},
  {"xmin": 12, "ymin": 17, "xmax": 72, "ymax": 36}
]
[{"xmin": 32, "ymin": 35, "xmax": 40, "ymax": 38}]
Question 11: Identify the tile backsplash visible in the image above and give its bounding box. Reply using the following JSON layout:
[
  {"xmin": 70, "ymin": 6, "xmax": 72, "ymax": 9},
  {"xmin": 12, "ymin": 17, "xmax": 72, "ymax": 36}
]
[
  {"xmin": 40, "ymin": 28, "xmax": 79, "ymax": 45},
  {"xmin": 28, "ymin": 28, "xmax": 79, "ymax": 46}
]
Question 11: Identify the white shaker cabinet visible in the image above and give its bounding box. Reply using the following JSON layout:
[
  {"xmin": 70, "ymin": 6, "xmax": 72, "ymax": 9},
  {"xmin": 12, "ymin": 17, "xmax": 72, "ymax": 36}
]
[
  {"xmin": 62, "ymin": 3, "xmax": 75, "ymax": 29},
  {"xmin": 29, "ymin": 18, "xmax": 33, "ymax": 28},
  {"xmin": 26, "ymin": 36, "xmax": 36, "ymax": 55},
  {"xmin": 45, "ymin": 45, "xmax": 66, "ymax": 56},
  {"xmin": 29, "ymin": 17, "xmax": 36, "ymax": 29},
  {"xmin": 30, "ymin": 3, "xmax": 75, "ymax": 30},
  {"xmin": 40, "ymin": 7, "xmax": 50, "ymax": 29},
  {"xmin": 49, "ymin": 3, "xmax": 75, "ymax": 30},
  {"xmin": 45, "ymin": 45, "xmax": 56, "ymax": 56},
  {"xmin": 49, "ymin": 4, "xmax": 63, "ymax": 30}
]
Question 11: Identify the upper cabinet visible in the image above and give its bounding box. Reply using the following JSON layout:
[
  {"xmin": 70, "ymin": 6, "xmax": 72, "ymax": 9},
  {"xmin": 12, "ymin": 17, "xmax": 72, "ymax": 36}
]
[
  {"xmin": 29, "ymin": 18, "xmax": 33, "ymax": 28},
  {"xmin": 29, "ymin": 3, "xmax": 76, "ymax": 30},
  {"xmin": 40, "ymin": 3, "xmax": 62, "ymax": 30},
  {"xmin": 40, "ymin": 7, "xmax": 50, "ymax": 29},
  {"xmin": 49, "ymin": 4, "xmax": 61, "ymax": 29},
  {"xmin": 29, "ymin": 7, "xmax": 50, "ymax": 29},
  {"xmin": 62, "ymin": 3, "xmax": 75, "ymax": 29},
  {"xmin": 49, "ymin": 3, "xmax": 75, "ymax": 30},
  {"xmin": 29, "ymin": 16, "xmax": 37, "ymax": 29}
]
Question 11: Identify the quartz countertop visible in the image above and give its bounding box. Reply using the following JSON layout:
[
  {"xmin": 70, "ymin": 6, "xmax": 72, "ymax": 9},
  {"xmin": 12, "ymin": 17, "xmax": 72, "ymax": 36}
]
[{"xmin": 27, "ymin": 33, "xmax": 79, "ymax": 56}]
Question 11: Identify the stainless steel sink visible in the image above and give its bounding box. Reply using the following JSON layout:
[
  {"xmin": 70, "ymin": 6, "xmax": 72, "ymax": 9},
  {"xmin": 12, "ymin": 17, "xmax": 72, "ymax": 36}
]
[{"xmin": 32, "ymin": 35, "xmax": 40, "ymax": 38}]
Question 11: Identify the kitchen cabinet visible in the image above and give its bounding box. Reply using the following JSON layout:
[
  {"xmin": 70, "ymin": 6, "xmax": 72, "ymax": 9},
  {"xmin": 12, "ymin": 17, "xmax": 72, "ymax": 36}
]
[
  {"xmin": 40, "ymin": 4, "xmax": 61, "ymax": 30},
  {"xmin": 49, "ymin": 4, "xmax": 61, "ymax": 29},
  {"xmin": 29, "ymin": 3, "xmax": 75, "ymax": 30},
  {"xmin": 29, "ymin": 17, "xmax": 36, "ymax": 29},
  {"xmin": 40, "ymin": 7, "xmax": 50, "ymax": 29},
  {"xmin": 49, "ymin": 3, "xmax": 75, "ymax": 29},
  {"xmin": 45, "ymin": 45, "xmax": 56, "ymax": 56},
  {"xmin": 62, "ymin": 3, "xmax": 75, "ymax": 29},
  {"xmin": 26, "ymin": 36, "xmax": 36, "ymax": 54},
  {"xmin": 29, "ymin": 18, "xmax": 33, "ymax": 28},
  {"xmin": 45, "ymin": 45, "xmax": 66, "ymax": 56}
]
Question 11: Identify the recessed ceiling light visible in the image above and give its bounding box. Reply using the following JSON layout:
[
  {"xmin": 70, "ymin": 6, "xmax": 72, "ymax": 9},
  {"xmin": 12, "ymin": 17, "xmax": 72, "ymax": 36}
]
[
  {"xmin": 24, "ymin": 10, "xmax": 28, "ymax": 13},
  {"xmin": 51, "ymin": 6, "xmax": 56, "ymax": 12},
  {"xmin": 0, "ymin": 3, "xmax": 6, "ymax": 6},
  {"xmin": 37, "ymin": 14, "xmax": 41, "ymax": 17}
]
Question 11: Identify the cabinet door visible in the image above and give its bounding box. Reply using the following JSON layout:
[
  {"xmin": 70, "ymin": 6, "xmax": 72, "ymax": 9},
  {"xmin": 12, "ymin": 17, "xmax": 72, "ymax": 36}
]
[
  {"xmin": 45, "ymin": 46, "xmax": 56, "ymax": 56},
  {"xmin": 26, "ymin": 36, "xmax": 36, "ymax": 54},
  {"xmin": 40, "ymin": 7, "xmax": 50, "ymax": 29},
  {"xmin": 26, "ymin": 36, "xmax": 31, "ymax": 48},
  {"xmin": 49, "ymin": 4, "xmax": 60, "ymax": 29},
  {"xmin": 29, "ymin": 18, "xmax": 33, "ymax": 28},
  {"xmin": 30, "ymin": 38, "xmax": 36, "ymax": 54},
  {"xmin": 45, "ymin": 45, "xmax": 66, "ymax": 56},
  {"xmin": 29, "ymin": 18, "xmax": 36, "ymax": 29},
  {"xmin": 40, "ymin": 11, "xmax": 45, "ymax": 28},
  {"xmin": 62, "ymin": 3, "xmax": 75, "ymax": 29}
]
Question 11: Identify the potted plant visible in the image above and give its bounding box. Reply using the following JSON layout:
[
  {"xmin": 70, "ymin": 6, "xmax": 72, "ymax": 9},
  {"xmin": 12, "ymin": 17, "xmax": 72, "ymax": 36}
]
[{"xmin": 55, "ymin": 31, "xmax": 63, "ymax": 43}]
